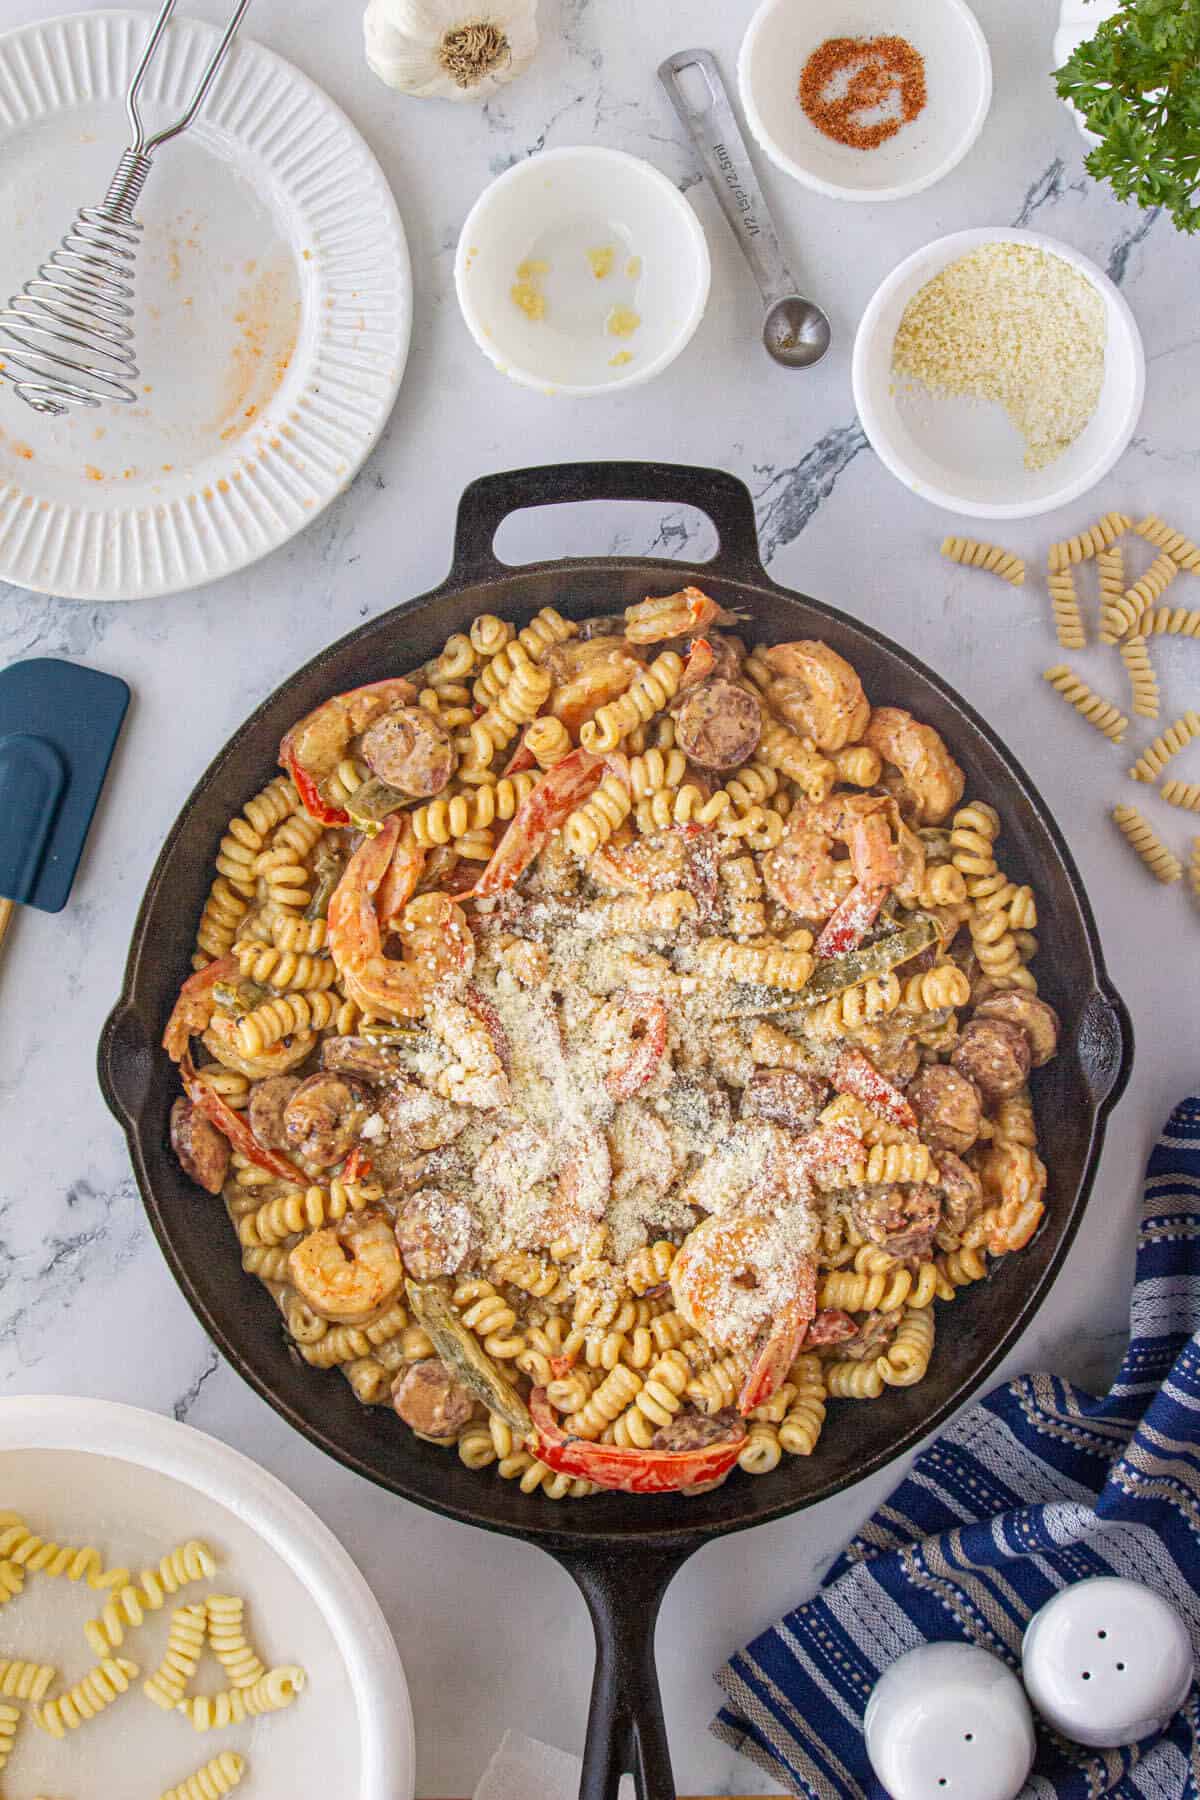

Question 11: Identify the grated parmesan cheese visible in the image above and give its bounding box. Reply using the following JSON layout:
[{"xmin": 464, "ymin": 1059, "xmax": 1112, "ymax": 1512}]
[{"xmin": 891, "ymin": 243, "xmax": 1107, "ymax": 472}]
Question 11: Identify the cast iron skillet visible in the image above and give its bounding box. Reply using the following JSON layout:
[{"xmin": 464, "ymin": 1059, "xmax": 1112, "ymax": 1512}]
[{"xmin": 100, "ymin": 462, "xmax": 1132, "ymax": 1800}]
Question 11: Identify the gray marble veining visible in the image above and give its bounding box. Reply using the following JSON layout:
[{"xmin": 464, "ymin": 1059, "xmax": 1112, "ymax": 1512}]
[{"xmin": 1, "ymin": 0, "xmax": 1197, "ymax": 1793}]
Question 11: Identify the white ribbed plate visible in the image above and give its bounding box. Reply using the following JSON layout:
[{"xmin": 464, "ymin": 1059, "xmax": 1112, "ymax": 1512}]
[{"xmin": 0, "ymin": 10, "xmax": 411, "ymax": 599}]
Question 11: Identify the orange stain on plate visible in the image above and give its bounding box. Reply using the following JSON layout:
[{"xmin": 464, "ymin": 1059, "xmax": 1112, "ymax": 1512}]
[
  {"xmin": 11, "ymin": 442, "xmax": 34, "ymax": 461},
  {"xmin": 213, "ymin": 252, "xmax": 300, "ymax": 447},
  {"xmin": 84, "ymin": 465, "xmax": 104, "ymax": 482}
]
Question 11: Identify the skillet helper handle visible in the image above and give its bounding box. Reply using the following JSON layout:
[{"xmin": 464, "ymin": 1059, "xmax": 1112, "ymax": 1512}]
[
  {"xmin": 658, "ymin": 49, "xmax": 796, "ymax": 312},
  {"xmin": 448, "ymin": 461, "xmax": 767, "ymax": 590},
  {"xmin": 1077, "ymin": 985, "xmax": 1134, "ymax": 1114},
  {"xmin": 556, "ymin": 1544, "xmax": 694, "ymax": 1800}
]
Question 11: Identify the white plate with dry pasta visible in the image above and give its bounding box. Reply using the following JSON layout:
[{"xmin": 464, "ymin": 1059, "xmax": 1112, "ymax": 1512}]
[{"xmin": 0, "ymin": 1396, "xmax": 413, "ymax": 1798}]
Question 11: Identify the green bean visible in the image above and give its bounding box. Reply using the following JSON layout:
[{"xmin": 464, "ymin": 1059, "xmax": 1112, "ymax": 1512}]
[
  {"xmin": 724, "ymin": 915, "xmax": 939, "ymax": 1014},
  {"xmin": 405, "ymin": 1280, "xmax": 533, "ymax": 1438}
]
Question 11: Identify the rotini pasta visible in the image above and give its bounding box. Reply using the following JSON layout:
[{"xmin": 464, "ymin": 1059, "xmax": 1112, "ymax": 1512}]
[
  {"xmin": 941, "ymin": 537, "xmax": 1025, "ymax": 585},
  {"xmin": 1042, "ymin": 665, "xmax": 1128, "ymax": 743},
  {"xmin": 177, "ymin": 1665, "xmax": 306, "ymax": 1730},
  {"xmin": 832, "ymin": 743, "xmax": 882, "ymax": 787},
  {"xmin": 33, "ymin": 1655, "xmax": 138, "ymax": 1736},
  {"xmin": 234, "ymin": 989, "xmax": 337, "ymax": 1057},
  {"xmin": 236, "ymin": 1179, "xmax": 378, "ymax": 1249},
  {"xmin": 1161, "ymin": 780, "xmax": 1200, "ymax": 813},
  {"xmin": 523, "ymin": 713, "xmax": 572, "ymax": 768},
  {"xmin": 234, "ymin": 941, "xmax": 337, "ymax": 992},
  {"xmin": 1135, "ymin": 513, "xmax": 1200, "ymax": 570},
  {"xmin": 580, "ymin": 652, "xmax": 684, "ymax": 753},
  {"xmin": 1048, "ymin": 567, "xmax": 1086, "ymax": 649},
  {"xmin": 161, "ymin": 1750, "xmax": 247, "ymax": 1800},
  {"xmin": 0, "ymin": 1701, "xmax": 18, "ymax": 1773},
  {"xmin": 1138, "ymin": 604, "xmax": 1200, "ymax": 638},
  {"xmin": 1191, "ymin": 838, "xmax": 1200, "ymax": 899},
  {"xmin": 877, "ymin": 1307, "xmax": 935, "ymax": 1387},
  {"xmin": 1111, "ymin": 804, "xmax": 1183, "ymax": 884},
  {"xmin": 83, "ymin": 1540, "xmax": 218, "ymax": 1655},
  {"xmin": 1129, "ymin": 711, "xmax": 1200, "ymax": 783},
  {"xmin": 825, "ymin": 1360, "xmax": 884, "ymax": 1400},
  {"xmin": 899, "ymin": 964, "xmax": 970, "ymax": 1013},
  {"xmin": 779, "ymin": 1355, "xmax": 826, "ymax": 1456},
  {"xmin": 1096, "ymin": 543, "xmax": 1130, "ymax": 644},
  {"xmin": 1119, "ymin": 634, "xmax": 1160, "ymax": 719},
  {"xmin": 411, "ymin": 772, "xmax": 536, "ymax": 847},
  {"xmin": 206, "ymin": 1593, "xmax": 267, "ymax": 1689},
  {"xmin": 698, "ymin": 937, "xmax": 814, "ymax": 991},
  {"xmin": 757, "ymin": 719, "xmax": 837, "ymax": 801},
  {"xmin": 143, "ymin": 1602, "xmax": 207, "ymax": 1710},
  {"xmin": 1123, "ymin": 551, "xmax": 1180, "ymax": 616},
  {"xmin": 0, "ymin": 1659, "xmax": 55, "ymax": 1701},
  {"xmin": 564, "ymin": 772, "xmax": 633, "ymax": 856},
  {"xmin": 193, "ymin": 876, "xmax": 249, "ymax": 969},
  {"xmin": 0, "ymin": 1516, "xmax": 126, "ymax": 1589},
  {"xmin": 1048, "ymin": 510, "xmax": 1130, "ymax": 571}
]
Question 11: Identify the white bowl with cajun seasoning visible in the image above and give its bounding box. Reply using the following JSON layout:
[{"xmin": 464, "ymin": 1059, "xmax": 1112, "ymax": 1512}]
[
  {"xmin": 738, "ymin": 0, "xmax": 992, "ymax": 202},
  {"xmin": 455, "ymin": 146, "xmax": 711, "ymax": 397}
]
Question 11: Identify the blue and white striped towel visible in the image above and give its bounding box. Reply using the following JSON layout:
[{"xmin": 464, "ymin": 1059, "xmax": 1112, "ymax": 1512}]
[{"xmin": 714, "ymin": 1097, "xmax": 1200, "ymax": 1799}]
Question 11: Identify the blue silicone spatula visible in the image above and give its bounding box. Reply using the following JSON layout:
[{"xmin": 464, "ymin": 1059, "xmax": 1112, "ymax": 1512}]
[{"xmin": 0, "ymin": 657, "xmax": 130, "ymax": 956}]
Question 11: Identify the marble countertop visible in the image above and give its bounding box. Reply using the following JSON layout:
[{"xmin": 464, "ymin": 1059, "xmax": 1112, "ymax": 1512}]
[{"xmin": 1, "ymin": 0, "xmax": 1197, "ymax": 1793}]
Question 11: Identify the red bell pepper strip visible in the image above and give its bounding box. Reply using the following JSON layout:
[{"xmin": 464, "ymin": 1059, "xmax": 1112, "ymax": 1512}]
[
  {"xmin": 341, "ymin": 1145, "xmax": 373, "ymax": 1184},
  {"xmin": 604, "ymin": 994, "xmax": 668, "ymax": 1101},
  {"xmin": 678, "ymin": 635, "xmax": 716, "ymax": 690},
  {"xmin": 281, "ymin": 750, "xmax": 344, "ymax": 826},
  {"xmin": 832, "ymin": 1048, "xmax": 918, "ymax": 1133},
  {"xmin": 502, "ymin": 730, "xmax": 537, "ymax": 776},
  {"xmin": 528, "ymin": 1389, "xmax": 743, "ymax": 1494},
  {"xmin": 469, "ymin": 747, "xmax": 603, "ymax": 898},
  {"xmin": 180, "ymin": 1054, "xmax": 306, "ymax": 1185},
  {"xmin": 814, "ymin": 883, "xmax": 888, "ymax": 959}
]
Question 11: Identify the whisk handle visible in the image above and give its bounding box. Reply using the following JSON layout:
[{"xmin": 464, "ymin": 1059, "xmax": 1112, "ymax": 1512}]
[{"xmin": 138, "ymin": 0, "xmax": 255, "ymax": 155}]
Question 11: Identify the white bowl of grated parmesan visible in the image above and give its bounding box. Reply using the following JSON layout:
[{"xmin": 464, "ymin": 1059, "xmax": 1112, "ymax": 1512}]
[{"xmin": 852, "ymin": 228, "xmax": 1145, "ymax": 519}]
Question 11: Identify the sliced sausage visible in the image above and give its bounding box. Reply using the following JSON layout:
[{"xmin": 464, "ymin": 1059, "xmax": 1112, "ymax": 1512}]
[
  {"xmin": 652, "ymin": 1074, "xmax": 732, "ymax": 1154},
  {"xmin": 852, "ymin": 1183, "xmax": 941, "ymax": 1261},
  {"xmin": 170, "ymin": 1097, "xmax": 229, "ymax": 1195},
  {"xmin": 739, "ymin": 1068, "xmax": 827, "ymax": 1133},
  {"xmin": 247, "ymin": 1075, "xmax": 303, "ymax": 1151},
  {"xmin": 651, "ymin": 1407, "xmax": 742, "ymax": 1452},
  {"xmin": 867, "ymin": 1034, "xmax": 922, "ymax": 1089},
  {"xmin": 975, "ymin": 992, "xmax": 1060, "ymax": 1067},
  {"xmin": 395, "ymin": 1188, "xmax": 474, "ymax": 1280},
  {"xmin": 673, "ymin": 679, "xmax": 762, "ymax": 770},
  {"xmin": 360, "ymin": 705, "xmax": 457, "ymax": 798},
  {"xmin": 935, "ymin": 1151, "xmax": 984, "ymax": 1237},
  {"xmin": 391, "ymin": 1359, "xmax": 475, "ymax": 1441},
  {"xmin": 283, "ymin": 1072, "xmax": 374, "ymax": 1169},
  {"xmin": 907, "ymin": 1065, "xmax": 982, "ymax": 1154},
  {"xmin": 840, "ymin": 1309, "xmax": 900, "ymax": 1361},
  {"xmin": 382, "ymin": 1079, "xmax": 469, "ymax": 1153},
  {"xmin": 952, "ymin": 1017, "xmax": 1031, "ymax": 1103},
  {"xmin": 802, "ymin": 1308, "xmax": 858, "ymax": 1349}
]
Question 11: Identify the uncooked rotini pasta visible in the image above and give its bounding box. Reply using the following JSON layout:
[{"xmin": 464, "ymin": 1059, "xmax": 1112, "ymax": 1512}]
[
  {"xmin": 161, "ymin": 1750, "xmax": 247, "ymax": 1800},
  {"xmin": 1138, "ymin": 605, "xmax": 1200, "ymax": 638},
  {"xmin": 1048, "ymin": 567, "xmax": 1086, "ymax": 649},
  {"xmin": 177, "ymin": 1664, "xmax": 306, "ymax": 1730},
  {"xmin": 941, "ymin": 537, "xmax": 1024, "ymax": 585},
  {"xmin": 1048, "ymin": 510, "xmax": 1130, "ymax": 571},
  {"xmin": 0, "ymin": 1659, "xmax": 55, "ymax": 1701},
  {"xmin": 1125, "ymin": 552, "xmax": 1180, "ymax": 620},
  {"xmin": 0, "ymin": 1560, "xmax": 23, "ymax": 1608},
  {"xmin": 1135, "ymin": 513, "xmax": 1200, "ymax": 571},
  {"xmin": 1191, "ymin": 838, "xmax": 1200, "ymax": 899},
  {"xmin": 33, "ymin": 1655, "xmax": 138, "ymax": 1736},
  {"xmin": 1119, "ymin": 634, "xmax": 1160, "ymax": 719},
  {"xmin": 1129, "ymin": 711, "xmax": 1200, "ymax": 783},
  {"xmin": 0, "ymin": 1701, "xmax": 18, "ymax": 1773},
  {"xmin": 1111, "ymin": 805, "xmax": 1183, "ymax": 884},
  {"xmin": 1042, "ymin": 665, "xmax": 1128, "ymax": 743},
  {"xmin": 164, "ymin": 593, "xmax": 1060, "ymax": 1504},
  {"xmin": 1161, "ymin": 780, "xmax": 1200, "ymax": 814},
  {"xmin": 1096, "ymin": 544, "xmax": 1129, "ymax": 643}
]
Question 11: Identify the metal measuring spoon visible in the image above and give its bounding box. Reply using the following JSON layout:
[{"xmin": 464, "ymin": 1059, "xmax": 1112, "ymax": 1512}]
[{"xmin": 659, "ymin": 48, "xmax": 831, "ymax": 368}]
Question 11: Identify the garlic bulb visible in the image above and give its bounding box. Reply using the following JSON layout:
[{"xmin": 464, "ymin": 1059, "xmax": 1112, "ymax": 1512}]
[{"xmin": 364, "ymin": 0, "xmax": 538, "ymax": 102}]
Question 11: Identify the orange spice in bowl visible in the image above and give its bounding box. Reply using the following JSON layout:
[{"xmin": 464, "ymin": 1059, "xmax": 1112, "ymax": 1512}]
[{"xmin": 799, "ymin": 36, "xmax": 926, "ymax": 150}]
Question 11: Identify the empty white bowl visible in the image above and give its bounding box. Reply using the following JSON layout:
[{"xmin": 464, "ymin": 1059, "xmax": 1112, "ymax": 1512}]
[
  {"xmin": 738, "ymin": 0, "xmax": 992, "ymax": 202},
  {"xmin": 852, "ymin": 227, "xmax": 1146, "ymax": 519},
  {"xmin": 455, "ymin": 146, "xmax": 710, "ymax": 396}
]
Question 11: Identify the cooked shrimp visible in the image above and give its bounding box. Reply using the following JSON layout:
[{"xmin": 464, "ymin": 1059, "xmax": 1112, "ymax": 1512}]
[
  {"xmin": 761, "ymin": 642, "xmax": 870, "ymax": 752},
  {"xmin": 543, "ymin": 638, "xmax": 643, "ymax": 737},
  {"xmin": 279, "ymin": 677, "xmax": 417, "ymax": 822},
  {"xmin": 377, "ymin": 817, "xmax": 426, "ymax": 930},
  {"xmin": 763, "ymin": 792, "xmax": 897, "ymax": 917},
  {"xmin": 164, "ymin": 960, "xmax": 319, "ymax": 1079},
  {"xmin": 164, "ymin": 957, "xmax": 235, "ymax": 1062},
  {"xmin": 670, "ymin": 1213, "xmax": 816, "ymax": 1355},
  {"xmin": 288, "ymin": 1212, "xmax": 403, "ymax": 1324},
  {"xmin": 864, "ymin": 706, "xmax": 965, "ymax": 825},
  {"xmin": 328, "ymin": 816, "xmax": 474, "ymax": 1019},
  {"xmin": 201, "ymin": 1017, "xmax": 317, "ymax": 1080},
  {"xmin": 428, "ymin": 998, "xmax": 510, "ymax": 1110},
  {"xmin": 623, "ymin": 587, "xmax": 736, "ymax": 645}
]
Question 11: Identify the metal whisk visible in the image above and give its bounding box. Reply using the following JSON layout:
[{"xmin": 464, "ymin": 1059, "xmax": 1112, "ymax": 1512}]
[{"xmin": 0, "ymin": 0, "xmax": 252, "ymax": 417}]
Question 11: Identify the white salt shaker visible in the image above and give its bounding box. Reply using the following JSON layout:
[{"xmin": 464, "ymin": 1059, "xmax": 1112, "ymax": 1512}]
[
  {"xmin": 1022, "ymin": 1577, "xmax": 1194, "ymax": 1749},
  {"xmin": 865, "ymin": 1642, "xmax": 1035, "ymax": 1800}
]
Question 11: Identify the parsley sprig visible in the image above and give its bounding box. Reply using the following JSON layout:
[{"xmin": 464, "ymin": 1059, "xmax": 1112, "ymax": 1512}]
[{"xmin": 1055, "ymin": 0, "xmax": 1200, "ymax": 233}]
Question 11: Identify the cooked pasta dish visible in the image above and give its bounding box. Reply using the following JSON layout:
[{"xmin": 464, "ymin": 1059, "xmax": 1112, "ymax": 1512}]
[{"xmin": 164, "ymin": 591, "xmax": 1057, "ymax": 1498}]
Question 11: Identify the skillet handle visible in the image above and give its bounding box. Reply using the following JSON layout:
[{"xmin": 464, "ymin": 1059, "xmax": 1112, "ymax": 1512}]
[
  {"xmin": 98, "ymin": 996, "xmax": 155, "ymax": 1129},
  {"xmin": 1077, "ymin": 984, "xmax": 1134, "ymax": 1115},
  {"xmin": 553, "ymin": 1542, "xmax": 695, "ymax": 1800},
  {"xmin": 448, "ymin": 462, "xmax": 767, "ymax": 590}
]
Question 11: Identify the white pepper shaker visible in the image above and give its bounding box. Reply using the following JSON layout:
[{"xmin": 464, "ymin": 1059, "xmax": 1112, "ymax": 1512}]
[
  {"xmin": 1022, "ymin": 1577, "xmax": 1194, "ymax": 1749},
  {"xmin": 864, "ymin": 1642, "xmax": 1036, "ymax": 1800}
]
